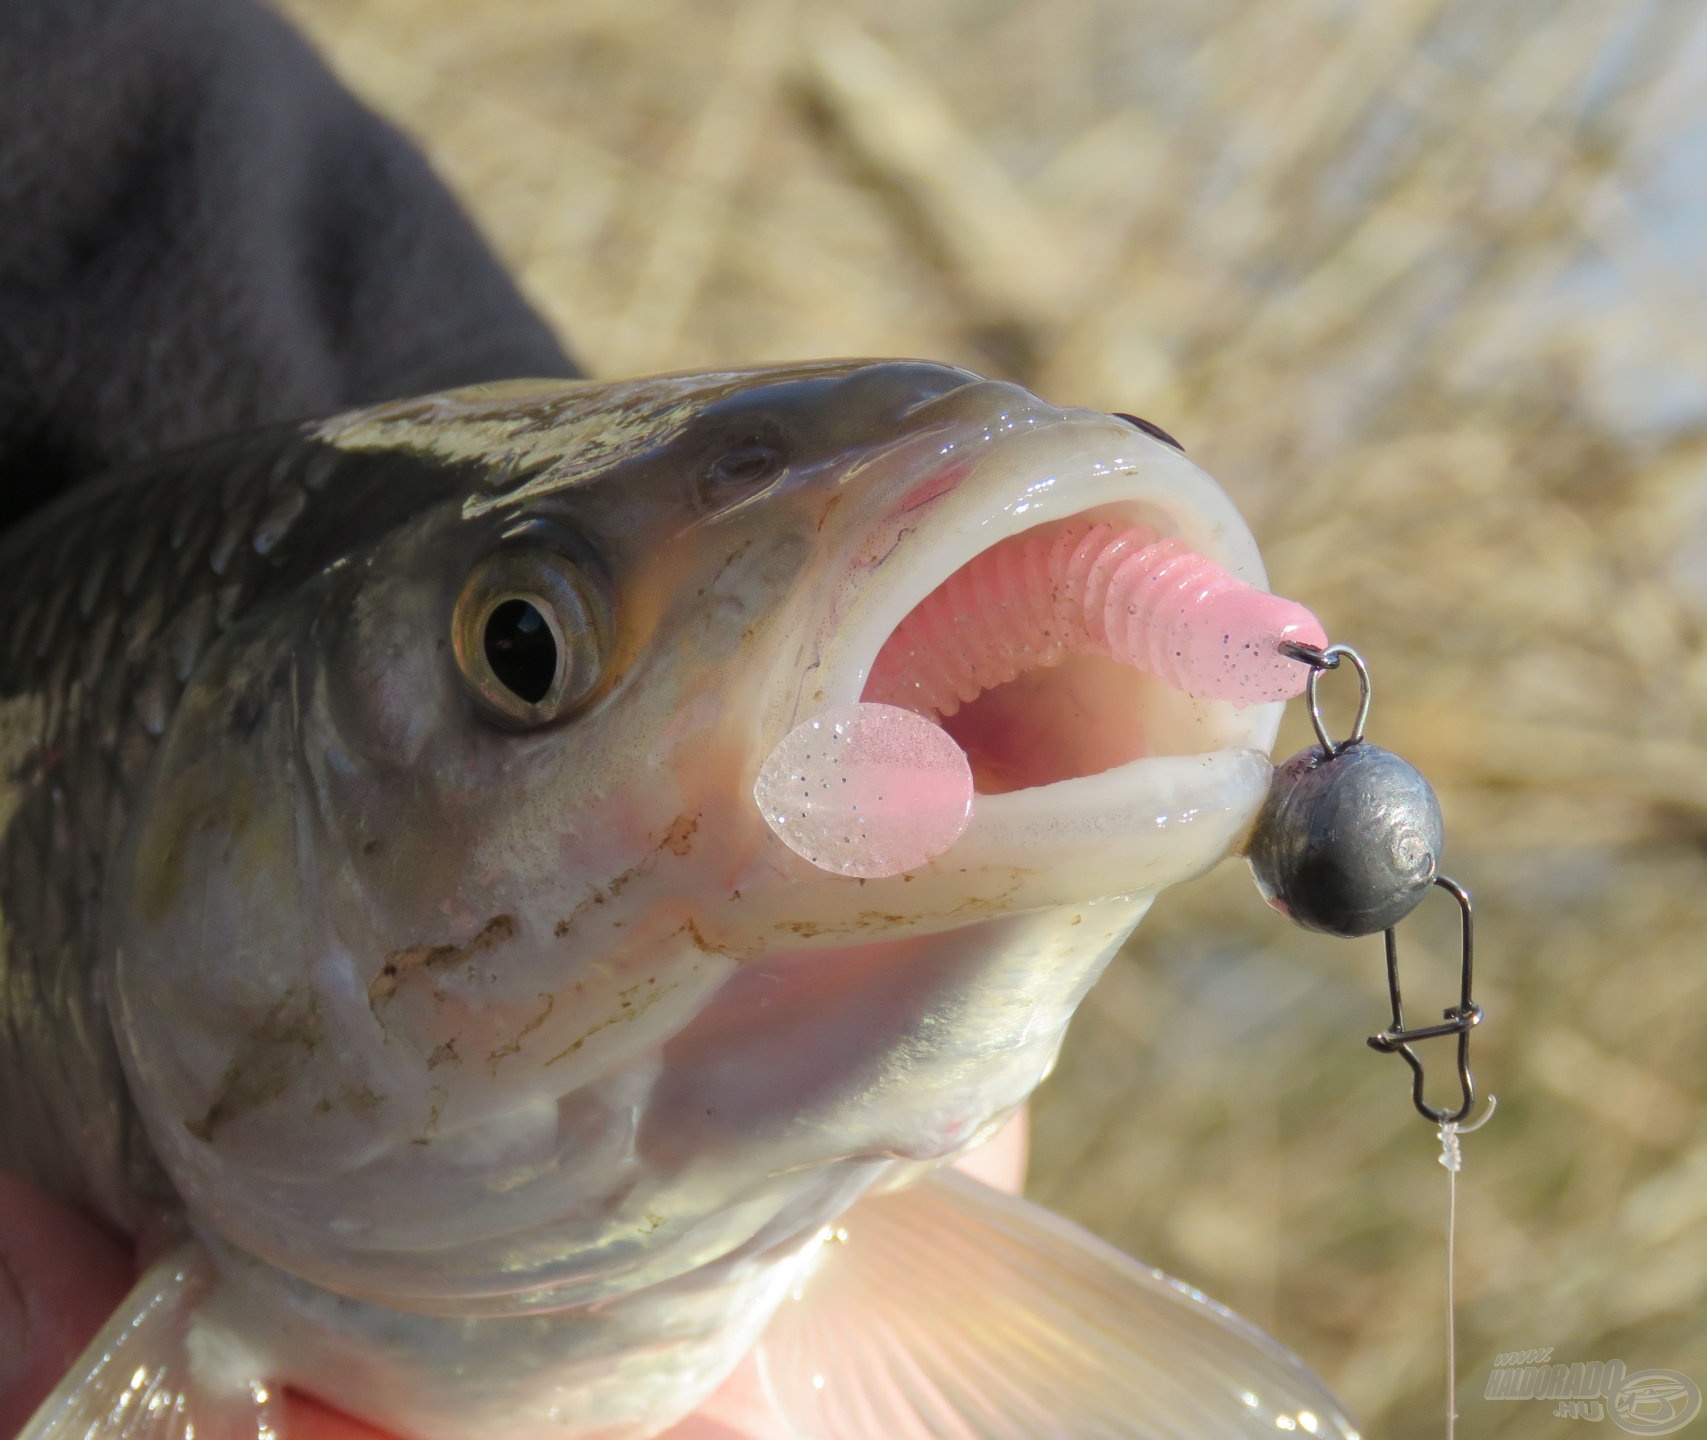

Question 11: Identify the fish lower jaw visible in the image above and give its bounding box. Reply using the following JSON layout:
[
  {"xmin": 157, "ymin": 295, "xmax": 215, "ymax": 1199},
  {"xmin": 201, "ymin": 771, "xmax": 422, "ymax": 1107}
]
[
  {"xmin": 739, "ymin": 743, "xmax": 1273, "ymax": 934},
  {"xmin": 950, "ymin": 744, "xmax": 1275, "ymax": 907}
]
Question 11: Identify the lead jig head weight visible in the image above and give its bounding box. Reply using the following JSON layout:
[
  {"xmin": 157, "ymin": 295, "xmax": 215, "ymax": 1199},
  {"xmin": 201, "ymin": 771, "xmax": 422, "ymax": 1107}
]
[{"xmin": 1246, "ymin": 644, "xmax": 1444, "ymax": 938}]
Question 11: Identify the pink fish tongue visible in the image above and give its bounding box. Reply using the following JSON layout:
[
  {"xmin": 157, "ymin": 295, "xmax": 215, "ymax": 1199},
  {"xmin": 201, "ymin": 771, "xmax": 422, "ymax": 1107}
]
[
  {"xmin": 754, "ymin": 704, "xmax": 974, "ymax": 878},
  {"xmin": 864, "ymin": 520, "xmax": 1327, "ymax": 713}
]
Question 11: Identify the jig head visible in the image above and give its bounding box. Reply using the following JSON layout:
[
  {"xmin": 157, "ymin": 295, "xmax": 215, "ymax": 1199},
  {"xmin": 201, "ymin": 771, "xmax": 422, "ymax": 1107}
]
[{"xmin": 1250, "ymin": 641, "xmax": 1485, "ymax": 1125}]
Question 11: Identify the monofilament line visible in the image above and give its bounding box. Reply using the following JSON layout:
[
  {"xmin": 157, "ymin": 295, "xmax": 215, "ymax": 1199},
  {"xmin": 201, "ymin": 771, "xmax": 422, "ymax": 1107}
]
[
  {"xmin": 1443, "ymin": 1130, "xmax": 1459, "ymax": 1440},
  {"xmin": 1437, "ymin": 1098, "xmax": 1495, "ymax": 1440}
]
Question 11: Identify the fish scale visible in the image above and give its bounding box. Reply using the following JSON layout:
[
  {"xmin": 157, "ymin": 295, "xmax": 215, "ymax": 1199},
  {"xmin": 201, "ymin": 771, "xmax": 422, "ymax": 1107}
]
[{"xmin": 0, "ymin": 430, "xmax": 453, "ymax": 1225}]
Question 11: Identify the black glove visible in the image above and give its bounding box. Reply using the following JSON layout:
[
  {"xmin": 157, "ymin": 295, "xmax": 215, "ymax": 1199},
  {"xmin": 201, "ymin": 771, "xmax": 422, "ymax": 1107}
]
[{"xmin": 0, "ymin": 0, "xmax": 578, "ymax": 528}]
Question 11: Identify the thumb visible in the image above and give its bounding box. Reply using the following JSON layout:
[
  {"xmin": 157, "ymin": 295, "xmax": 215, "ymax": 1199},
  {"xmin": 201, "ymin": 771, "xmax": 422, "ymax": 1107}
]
[{"xmin": 0, "ymin": 1171, "xmax": 135, "ymax": 1438}]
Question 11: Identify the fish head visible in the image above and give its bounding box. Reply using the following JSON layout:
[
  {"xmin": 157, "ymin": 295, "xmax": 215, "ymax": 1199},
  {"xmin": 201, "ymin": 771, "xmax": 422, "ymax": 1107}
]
[{"xmin": 107, "ymin": 360, "xmax": 1282, "ymax": 1315}]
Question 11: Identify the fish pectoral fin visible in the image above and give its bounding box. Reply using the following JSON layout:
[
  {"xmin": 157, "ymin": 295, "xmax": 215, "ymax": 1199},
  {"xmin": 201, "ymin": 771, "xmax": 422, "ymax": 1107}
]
[
  {"xmin": 19, "ymin": 1241, "xmax": 282, "ymax": 1440},
  {"xmin": 753, "ymin": 1169, "xmax": 1360, "ymax": 1440}
]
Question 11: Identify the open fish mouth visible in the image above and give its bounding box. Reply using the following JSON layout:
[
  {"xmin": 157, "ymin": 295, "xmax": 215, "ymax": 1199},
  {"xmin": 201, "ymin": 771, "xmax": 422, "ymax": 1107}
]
[
  {"xmin": 769, "ymin": 400, "xmax": 1310, "ymax": 904},
  {"xmin": 858, "ymin": 504, "xmax": 1304, "ymax": 793}
]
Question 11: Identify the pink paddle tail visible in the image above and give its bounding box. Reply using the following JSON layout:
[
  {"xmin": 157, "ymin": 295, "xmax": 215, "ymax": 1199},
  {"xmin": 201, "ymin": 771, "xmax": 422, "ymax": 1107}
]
[{"xmin": 753, "ymin": 703, "xmax": 974, "ymax": 879}]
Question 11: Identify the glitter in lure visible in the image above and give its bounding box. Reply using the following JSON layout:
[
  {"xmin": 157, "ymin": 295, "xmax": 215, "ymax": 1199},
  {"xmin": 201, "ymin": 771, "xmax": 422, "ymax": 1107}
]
[{"xmin": 753, "ymin": 704, "xmax": 974, "ymax": 878}]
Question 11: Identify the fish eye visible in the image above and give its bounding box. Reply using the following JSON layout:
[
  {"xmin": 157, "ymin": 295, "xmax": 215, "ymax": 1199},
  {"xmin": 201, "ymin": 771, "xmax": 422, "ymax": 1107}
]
[
  {"xmin": 483, "ymin": 599, "xmax": 558, "ymax": 704},
  {"xmin": 1112, "ymin": 412, "xmax": 1185, "ymax": 453},
  {"xmin": 453, "ymin": 549, "xmax": 609, "ymax": 728}
]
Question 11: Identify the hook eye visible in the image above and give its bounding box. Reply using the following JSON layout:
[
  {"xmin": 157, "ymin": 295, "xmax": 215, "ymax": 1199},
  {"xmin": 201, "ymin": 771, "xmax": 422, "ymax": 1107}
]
[{"xmin": 1305, "ymin": 645, "xmax": 1372, "ymax": 755}]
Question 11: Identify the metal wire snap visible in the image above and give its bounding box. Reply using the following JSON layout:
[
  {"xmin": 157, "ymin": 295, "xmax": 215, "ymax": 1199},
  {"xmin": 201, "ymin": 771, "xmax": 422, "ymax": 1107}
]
[{"xmin": 1367, "ymin": 876, "xmax": 1485, "ymax": 1125}]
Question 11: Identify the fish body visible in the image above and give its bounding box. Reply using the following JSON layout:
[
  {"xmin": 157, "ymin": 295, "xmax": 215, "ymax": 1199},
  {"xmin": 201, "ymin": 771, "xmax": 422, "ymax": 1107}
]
[{"xmin": 1, "ymin": 361, "xmax": 1349, "ymax": 1439}]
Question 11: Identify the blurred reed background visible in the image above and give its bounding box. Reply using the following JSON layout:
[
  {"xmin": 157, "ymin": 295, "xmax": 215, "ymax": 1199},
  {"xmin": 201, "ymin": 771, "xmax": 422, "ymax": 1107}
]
[{"xmin": 273, "ymin": 2, "xmax": 1707, "ymax": 1436}]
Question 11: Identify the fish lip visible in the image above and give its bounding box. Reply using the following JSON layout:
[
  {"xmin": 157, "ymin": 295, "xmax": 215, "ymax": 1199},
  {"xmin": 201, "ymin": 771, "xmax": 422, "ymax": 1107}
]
[{"xmin": 777, "ymin": 405, "xmax": 1284, "ymax": 890}]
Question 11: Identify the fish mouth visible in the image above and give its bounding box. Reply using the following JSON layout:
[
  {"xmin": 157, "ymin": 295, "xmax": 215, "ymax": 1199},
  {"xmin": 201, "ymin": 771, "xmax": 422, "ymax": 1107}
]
[{"xmin": 783, "ymin": 404, "xmax": 1284, "ymax": 904}]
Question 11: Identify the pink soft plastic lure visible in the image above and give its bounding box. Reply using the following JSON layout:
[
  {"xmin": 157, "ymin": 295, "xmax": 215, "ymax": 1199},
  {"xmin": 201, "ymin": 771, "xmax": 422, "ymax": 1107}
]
[
  {"xmin": 751, "ymin": 703, "xmax": 975, "ymax": 879},
  {"xmin": 758, "ymin": 521, "xmax": 1323, "ymax": 878},
  {"xmin": 865, "ymin": 519, "xmax": 1325, "ymax": 714}
]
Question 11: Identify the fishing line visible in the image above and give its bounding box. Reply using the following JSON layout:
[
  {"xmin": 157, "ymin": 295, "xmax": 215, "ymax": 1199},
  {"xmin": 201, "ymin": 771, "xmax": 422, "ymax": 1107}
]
[
  {"xmin": 1438, "ymin": 1099, "xmax": 1495, "ymax": 1440},
  {"xmin": 1445, "ymin": 1122, "xmax": 1460, "ymax": 1440}
]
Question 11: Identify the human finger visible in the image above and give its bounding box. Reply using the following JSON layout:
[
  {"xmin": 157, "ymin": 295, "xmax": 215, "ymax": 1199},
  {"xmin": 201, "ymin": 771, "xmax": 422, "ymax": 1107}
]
[{"xmin": 0, "ymin": 1171, "xmax": 134, "ymax": 1438}]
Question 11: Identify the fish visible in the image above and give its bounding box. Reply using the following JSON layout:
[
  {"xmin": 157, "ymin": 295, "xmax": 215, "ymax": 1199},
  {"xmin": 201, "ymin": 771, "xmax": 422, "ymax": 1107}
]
[{"xmin": 2, "ymin": 359, "xmax": 1356, "ymax": 1440}]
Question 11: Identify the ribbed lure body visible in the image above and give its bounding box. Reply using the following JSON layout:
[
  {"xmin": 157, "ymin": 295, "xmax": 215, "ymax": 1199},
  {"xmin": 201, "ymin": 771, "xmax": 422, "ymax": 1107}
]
[{"xmin": 864, "ymin": 520, "xmax": 1325, "ymax": 716}]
